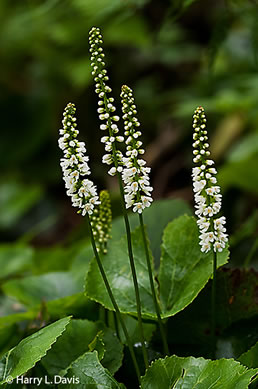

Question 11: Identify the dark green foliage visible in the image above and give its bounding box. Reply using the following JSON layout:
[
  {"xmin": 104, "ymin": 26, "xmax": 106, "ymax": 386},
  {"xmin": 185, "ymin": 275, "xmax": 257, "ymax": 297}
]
[{"xmin": 0, "ymin": 0, "xmax": 258, "ymax": 386}]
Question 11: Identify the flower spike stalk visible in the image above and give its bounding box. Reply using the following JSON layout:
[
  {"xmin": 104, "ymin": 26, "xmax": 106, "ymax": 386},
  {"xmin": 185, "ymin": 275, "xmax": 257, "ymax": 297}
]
[
  {"xmin": 192, "ymin": 106, "xmax": 228, "ymax": 357},
  {"xmin": 59, "ymin": 103, "xmax": 141, "ymax": 381},
  {"xmin": 121, "ymin": 85, "xmax": 169, "ymax": 356},
  {"xmin": 89, "ymin": 27, "xmax": 149, "ymax": 369}
]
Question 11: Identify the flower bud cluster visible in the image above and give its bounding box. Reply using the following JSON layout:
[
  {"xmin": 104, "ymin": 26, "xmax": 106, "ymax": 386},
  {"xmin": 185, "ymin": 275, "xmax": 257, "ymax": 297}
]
[
  {"xmin": 120, "ymin": 85, "xmax": 153, "ymax": 214},
  {"xmin": 192, "ymin": 106, "xmax": 228, "ymax": 253},
  {"xmin": 89, "ymin": 27, "xmax": 123, "ymax": 176},
  {"xmin": 58, "ymin": 103, "xmax": 100, "ymax": 216},
  {"xmin": 90, "ymin": 190, "xmax": 112, "ymax": 254}
]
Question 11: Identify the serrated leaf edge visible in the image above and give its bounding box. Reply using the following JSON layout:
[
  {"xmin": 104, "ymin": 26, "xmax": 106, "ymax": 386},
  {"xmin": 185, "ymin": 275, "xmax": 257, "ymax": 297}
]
[
  {"xmin": 159, "ymin": 215, "xmax": 230, "ymax": 319},
  {"xmin": 63, "ymin": 349, "xmax": 121, "ymax": 387},
  {"xmin": 140, "ymin": 354, "xmax": 258, "ymax": 387},
  {"xmin": 0, "ymin": 316, "xmax": 71, "ymax": 384}
]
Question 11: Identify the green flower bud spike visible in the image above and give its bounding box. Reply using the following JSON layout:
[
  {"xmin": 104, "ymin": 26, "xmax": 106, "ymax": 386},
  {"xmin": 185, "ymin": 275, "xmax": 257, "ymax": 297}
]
[{"xmin": 91, "ymin": 190, "xmax": 112, "ymax": 255}]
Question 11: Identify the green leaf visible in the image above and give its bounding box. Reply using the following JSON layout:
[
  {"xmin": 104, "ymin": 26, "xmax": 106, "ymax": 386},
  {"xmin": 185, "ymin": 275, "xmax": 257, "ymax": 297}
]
[
  {"xmin": 105, "ymin": 13, "xmax": 151, "ymax": 48},
  {"xmin": 117, "ymin": 314, "xmax": 155, "ymax": 345},
  {"xmin": 0, "ymin": 294, "xmax": 96, "ymax": 330},
  {"xmin": 141, "ymin": 355, "xmax": 258, "ymax": 389},
  {"xmin": 86, "ymin": 215, "xmax": 228, "ymax": 319},
  {"xmin": 2, "ymin": 272, "xmax": 82, "ymax": 306},
  {"xmin": 41, "ymin": 319, "xmax": 99, "ymax": 376},
  {"xmin": 218, "ymin": 154, "xmax": 258, "ymax": 194},
  {"xmin": 0, "ymin": 317, "xmax": 71, "ymax": 384},
  {"xmin": 61, "ymin": 350, "xmax": 123, "ymax": 388},
  {"xmin": 159, "ymin": 215, "xmax": 229, "ymax": 317},
  {"xmin": 46, "ymin": 293, "xmax": 97, "ymax": 320},
  {"xmin": 0, "ymin": 181, "xmax": 42, "ymax": 229},
  {"xmin": 88, "ymin": 331, "xmax": 105, "ymax": 361},
  {"xmin": 0, "ymin": 244, "xmax": 34, "ymax": 280},
  {"xmin": 238, "ymin": 341, "xmax": 258, "ymax": 369},
  {"xmin": 0, "ymin": 311, "xmax": 37, "ymax": 329},
  {"xmin": 97, "ymin": 324, "xmax": 123, "ymax": 375},
  {"xmin": 85, "ymin": 226, "xmax": 156, "ymax": 318},
  {"xmin": 41, "ymin": 319, "xmax": 123, "ymax": 377},
  {"xmin": 227, "ymin": 133, "xmax": 258, "ymax": 163},
  {"xmin": 112, "ymin": 198, "xmax": 191, "ymax": 262}
]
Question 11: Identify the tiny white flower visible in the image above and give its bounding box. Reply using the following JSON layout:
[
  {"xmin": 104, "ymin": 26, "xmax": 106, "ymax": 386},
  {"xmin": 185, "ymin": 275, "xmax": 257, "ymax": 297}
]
[
  {"xmin": 108, "ymin": 167, "xmax": 117, "ymax": 176},
  {"xmin": 102, "ymin": 154, "xmax": 113, "ymax": 165}
]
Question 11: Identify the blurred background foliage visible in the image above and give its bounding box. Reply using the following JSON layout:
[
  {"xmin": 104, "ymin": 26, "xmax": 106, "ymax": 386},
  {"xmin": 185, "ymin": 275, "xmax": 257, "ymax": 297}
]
[
  {"xmin": 0, "ymin": 0, "xmax": 258, "ymax": 373},
  {"xmin": 0, "ymin": 1, "xmax": 258, "ymax": 274}
]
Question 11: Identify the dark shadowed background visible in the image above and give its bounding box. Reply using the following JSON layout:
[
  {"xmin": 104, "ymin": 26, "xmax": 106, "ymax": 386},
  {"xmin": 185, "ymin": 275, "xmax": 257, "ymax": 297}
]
[{"xmin": 0, "ymin": 0, "xmax": 257, "ymax": 266}]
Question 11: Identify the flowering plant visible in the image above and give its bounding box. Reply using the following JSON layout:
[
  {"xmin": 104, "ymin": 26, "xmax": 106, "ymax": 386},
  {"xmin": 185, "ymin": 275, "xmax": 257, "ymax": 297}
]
[{"xmin": 0, "ymin": 26, "xmax": 257, "ymax": 389}]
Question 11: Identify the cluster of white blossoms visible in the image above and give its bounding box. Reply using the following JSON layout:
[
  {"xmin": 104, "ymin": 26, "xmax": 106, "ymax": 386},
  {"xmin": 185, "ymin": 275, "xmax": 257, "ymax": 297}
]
[
  {"xmin": 120, "ymin": 85, "xmax": 153, "ymax": 214},
  {"xmin": 192, "ymin": 106, "xmax": 228, "ymax": 253},
  {"xmin": 58, "ymin": 103, "xmax": 100, "ymax": 216},
  {"xmin": 89, "ymin": 27, "xmax": 124, "ymax": 176}
]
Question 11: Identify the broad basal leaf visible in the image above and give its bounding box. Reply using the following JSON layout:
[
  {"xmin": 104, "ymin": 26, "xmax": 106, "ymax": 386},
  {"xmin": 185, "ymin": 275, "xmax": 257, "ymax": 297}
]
[
  {"xmin": 41, "ymin": 319, "xmax": 123, "ymax": 376},
  {"xmin": 0, "ymin": 244, "xmax": 34, "ymax": 280},
  {"xmin": 159, "ymin": 215, "xmax": 229, "ymax": 318},
  {"xmin": 141, "ymin": 355, "xmax": 258, "ymax": 389},
  {"xmin": 61, "ymin": 350, "xmax": 123, "ymax": 388},
  {"xmin": 41, "ymin": 319, "xmax": 98, "ymax": 376},
  {"xmin": 0, "ymin": 317, "xmax": 70, "ymax": 384},
  {"xmin": 112, "ymin": 198, "xmax": 191, "ymax": 262},
  {"xmin": 85, "ymin": 226, "xmax": 156, "ymax": 318},
  {"xmin": 2, "ymin": 272, "xmax": 82, "ymax": 306},
  {"xmin": 0, "ymin": 181, "xmax": 42, "ymax": 229},
  {"xmin": 97, "ymin": 323, "xmax": 123, "ymax": 375},
  {"xmin": 238, "ymin": 341, "xmax": 258, "ymax": 369}
]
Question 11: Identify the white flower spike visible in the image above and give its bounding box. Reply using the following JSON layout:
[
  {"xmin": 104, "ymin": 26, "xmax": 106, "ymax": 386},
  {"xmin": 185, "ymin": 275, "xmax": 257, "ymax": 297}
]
[
  {"xmin": 89, "ymin": 27, "xmax": 123, "ymax": 173},
  {"xmin": 120, "ymin": 85, "xmax": 153, "ymax": 213},
  {"xmin": 192, "ymin": 106, "xmax": 228, "ymax": 253},
  {"xmin": 59, "ymin": 103, "xmax": 100, "ymax": 216}
]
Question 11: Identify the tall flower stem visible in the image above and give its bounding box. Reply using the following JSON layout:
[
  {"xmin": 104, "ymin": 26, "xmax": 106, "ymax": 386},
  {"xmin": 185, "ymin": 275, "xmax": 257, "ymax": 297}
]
[
  {"xmin": 99, "ymin": 71, "xmax": 149, "ymax": 369},
  {"xmin": 139, "ymin": 213, "xmax": 169, "ymax": 356},
  {"xmin": 117, "ymin": 173, "xmax": 149, "ymax": 369},
  {"xmin": 211, "ymin": 250, "xmax": 217, "ymax": 359},
  {"xmin": 100, "ymin": 87, "xmax": 149, "ymax": 369},
  {"xmin": 89, "ymin": 27, "xmax": 148, "ymax": 369},
  {"xmin": 86, "ymin": 214, "xmax": 141, "ymax": 381}
]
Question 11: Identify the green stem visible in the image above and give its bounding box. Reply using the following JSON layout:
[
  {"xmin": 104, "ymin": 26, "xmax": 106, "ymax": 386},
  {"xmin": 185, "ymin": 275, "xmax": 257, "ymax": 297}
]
[
  {"xmin": 211, "ymin": 250, "xmax": 217, "ymax": 359},
  {"xmin": 139, "ymin": 213, "xmax": 169, "ymax": 356},
  {"xmin": 112, "ymin": 311, "xmax": 121, "ymax": 341},
  {"xmin": 98, "ymin": 78, "xmax": 148, "ymax": 369},
  {"xmin": 116, "ymin": 173, "xmax": 149, "ymax": 369},
  {"xmin": 86, "ymin": 215, "xmax": 141, "ymax": 382}
]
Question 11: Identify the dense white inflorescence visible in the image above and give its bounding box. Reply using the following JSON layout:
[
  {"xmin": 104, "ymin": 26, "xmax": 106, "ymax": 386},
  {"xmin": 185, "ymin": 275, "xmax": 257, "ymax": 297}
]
[
  {"xmin": 89, "ymin": 27, "xmax": 124, "ymax": 176},
  {"xmin": 192, "ymin": 106, "xmax": 228, "ymax": 253},
  {"xmin": 120, "ymin": 85, "xmax": 153, "ymax": 213},
  {"xmin": 58, "ymin": 103, "xmax": 100, "ymax": 215}
]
